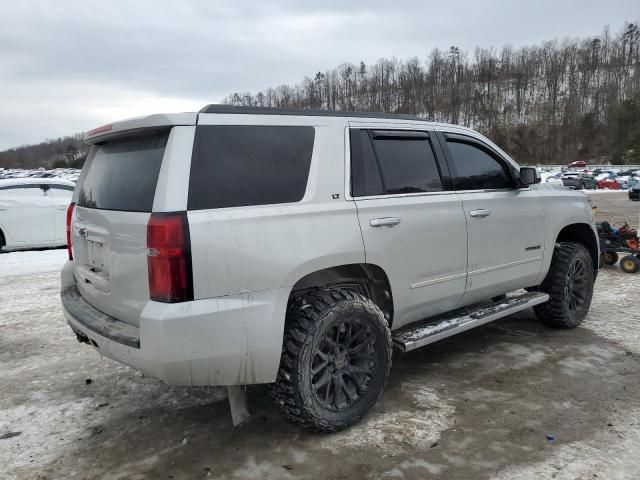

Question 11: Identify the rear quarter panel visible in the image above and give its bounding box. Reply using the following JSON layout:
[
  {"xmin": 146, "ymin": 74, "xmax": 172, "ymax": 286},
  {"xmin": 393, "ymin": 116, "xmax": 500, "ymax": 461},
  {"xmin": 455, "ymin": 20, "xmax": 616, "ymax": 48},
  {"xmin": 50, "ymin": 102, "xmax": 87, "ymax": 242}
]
[{"xmin": 188, "ymin": 119, "xmax": 365, "ymax": 299}]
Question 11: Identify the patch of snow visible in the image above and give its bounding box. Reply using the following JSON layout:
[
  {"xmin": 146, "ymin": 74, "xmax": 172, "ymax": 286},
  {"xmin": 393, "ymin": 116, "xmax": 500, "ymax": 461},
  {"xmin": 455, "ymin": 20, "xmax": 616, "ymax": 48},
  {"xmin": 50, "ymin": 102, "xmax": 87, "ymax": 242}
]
[
  {"xmin": 493, "ymin": 408, "xmax": 640, "ymax": 480},
  {"xmin": 0, "ymin": 248, "xmax": 67, "ymax": 277},
  {"xmin": 319, "ymin": 383, "xmax": 455, "ymax": 455}
]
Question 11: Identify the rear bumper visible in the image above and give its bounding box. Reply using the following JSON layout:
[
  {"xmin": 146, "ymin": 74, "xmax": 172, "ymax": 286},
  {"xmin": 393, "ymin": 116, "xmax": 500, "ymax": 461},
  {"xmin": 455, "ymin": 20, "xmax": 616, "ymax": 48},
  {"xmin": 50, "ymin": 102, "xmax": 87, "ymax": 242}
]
[{"xmin": 61, "ymin": 261, "xmax": 289, "ymax": 386}]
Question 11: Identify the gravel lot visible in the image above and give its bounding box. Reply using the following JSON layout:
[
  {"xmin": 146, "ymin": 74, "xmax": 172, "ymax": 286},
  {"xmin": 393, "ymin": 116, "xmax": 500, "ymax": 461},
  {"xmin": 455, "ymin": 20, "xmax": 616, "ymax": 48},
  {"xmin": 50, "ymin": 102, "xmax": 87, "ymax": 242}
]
[
  {"xmin": 2, "ymin": 192, "xmax": 639, "ymax": 480},
  {"xmin": 589, "ymin": 190, "xmax": 639, "ymax": 229}
]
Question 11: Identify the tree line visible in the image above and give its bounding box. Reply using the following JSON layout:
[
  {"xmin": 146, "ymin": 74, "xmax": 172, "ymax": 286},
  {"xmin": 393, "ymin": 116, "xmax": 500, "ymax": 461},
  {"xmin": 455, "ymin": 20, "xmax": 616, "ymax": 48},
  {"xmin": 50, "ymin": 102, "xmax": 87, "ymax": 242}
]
[
  {"xmin": 0, "ymin": 133, "xmax": 88, "ymax": 169},
  {"xmin": 2, "ymin": 22, "xmax": 639, "ymax": 169},
  {"xmin": 225, "ymin": 23, "xmax": 640, "ymax": 166}
]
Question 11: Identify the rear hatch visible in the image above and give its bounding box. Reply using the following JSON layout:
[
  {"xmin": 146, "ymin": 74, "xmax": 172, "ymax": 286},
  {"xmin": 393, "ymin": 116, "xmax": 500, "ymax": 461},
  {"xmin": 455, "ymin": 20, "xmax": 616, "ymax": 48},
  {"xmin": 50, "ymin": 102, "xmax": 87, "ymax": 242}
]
[{"xmin": 71, "ymin": 130, "xmax": 169, "ymax": 326}]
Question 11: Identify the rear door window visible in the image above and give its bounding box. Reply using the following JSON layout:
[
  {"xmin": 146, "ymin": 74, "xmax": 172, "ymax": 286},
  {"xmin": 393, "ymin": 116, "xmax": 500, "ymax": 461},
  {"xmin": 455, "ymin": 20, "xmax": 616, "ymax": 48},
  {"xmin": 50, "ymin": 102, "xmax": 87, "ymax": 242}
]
[
  {"xmin": 77, "ymin": 130, "xmax": 169, "ymax": 212},
  {"xmin": 350, "ymin": 130, "xmax": 443, "ymax": 196},
  {"xmin": 188, "ymin": 125, "xmax": 315, "ymax": 210}
]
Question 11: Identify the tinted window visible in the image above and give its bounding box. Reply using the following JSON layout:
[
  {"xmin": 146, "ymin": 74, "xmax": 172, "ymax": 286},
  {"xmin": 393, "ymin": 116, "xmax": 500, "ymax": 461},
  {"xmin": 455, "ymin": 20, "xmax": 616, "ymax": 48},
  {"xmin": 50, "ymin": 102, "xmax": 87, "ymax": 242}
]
[
  {"xmin": 77, "ymin": 131, "xmax": 168, "ymax": 211},
  {"xmin": 188, "ymin": 125, "xmax": 315, "ymax": 210},
  {"xmin": 350, "ymin": 130, "xmax": 383, "ymax": 197},
  {"xmin": 446, "ymin": 140, "xmax": 513, "ymax": 190},
  {"xmin": 372, "ymin": 134, "xmax": 442, "ymax": 194}
]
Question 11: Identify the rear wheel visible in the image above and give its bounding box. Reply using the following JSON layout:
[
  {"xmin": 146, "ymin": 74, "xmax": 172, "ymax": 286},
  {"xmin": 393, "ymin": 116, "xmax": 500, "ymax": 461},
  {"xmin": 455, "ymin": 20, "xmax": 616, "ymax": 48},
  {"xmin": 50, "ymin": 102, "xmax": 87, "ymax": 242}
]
[
  {"xmin": 620, "ymin": 255, "xmax": 640, "ymax": 274},
  {"xmin": 269, "ymin": 288, "xmax": 392, "ymax": 432},
  {"xmin": 535, "ymin": 242, "xmax": 595, "ymax": 328},
  {"xmin": 602, "ymin": 251, "xmax": 619, "ymax": 265}
]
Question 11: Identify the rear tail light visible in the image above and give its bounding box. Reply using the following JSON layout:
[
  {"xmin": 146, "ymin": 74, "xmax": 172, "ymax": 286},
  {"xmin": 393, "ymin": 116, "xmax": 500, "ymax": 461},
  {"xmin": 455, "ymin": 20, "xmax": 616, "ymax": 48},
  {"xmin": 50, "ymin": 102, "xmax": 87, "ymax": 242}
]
[
  {"xmin": 66, "ymin": 203, "xmax": 76, "ymax": 260},
  {"xmin": 147, "ymin": 213, "xmax": 194, "ymax": 303}
]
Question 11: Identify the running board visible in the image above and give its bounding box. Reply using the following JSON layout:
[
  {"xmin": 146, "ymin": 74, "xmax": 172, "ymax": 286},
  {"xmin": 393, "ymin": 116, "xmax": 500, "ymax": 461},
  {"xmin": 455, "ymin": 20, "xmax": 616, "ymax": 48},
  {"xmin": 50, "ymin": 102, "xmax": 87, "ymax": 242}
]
[{"xmin": 392, "ymin": 291, "xmax": 549, "ymax": 352}]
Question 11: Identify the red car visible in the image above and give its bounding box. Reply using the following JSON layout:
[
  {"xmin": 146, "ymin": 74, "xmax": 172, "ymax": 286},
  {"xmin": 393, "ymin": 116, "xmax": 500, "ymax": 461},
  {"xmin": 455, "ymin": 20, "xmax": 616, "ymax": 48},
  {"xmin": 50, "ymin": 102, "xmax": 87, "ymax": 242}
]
[
  {"xmin": 597, "ymin": 178, "xmax": 621, "ymax": 190},
  {"xmin": 567, "ymin": 160, "xmax": 587, "ymax": 168}
]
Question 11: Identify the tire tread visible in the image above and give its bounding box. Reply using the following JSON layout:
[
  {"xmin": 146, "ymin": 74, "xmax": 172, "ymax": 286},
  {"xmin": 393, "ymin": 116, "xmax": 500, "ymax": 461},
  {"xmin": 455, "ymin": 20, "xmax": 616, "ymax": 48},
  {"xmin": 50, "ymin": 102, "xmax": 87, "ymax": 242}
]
[{"xmin": 268, "ymin": 288, "xmax": 392, "ymax": 432}]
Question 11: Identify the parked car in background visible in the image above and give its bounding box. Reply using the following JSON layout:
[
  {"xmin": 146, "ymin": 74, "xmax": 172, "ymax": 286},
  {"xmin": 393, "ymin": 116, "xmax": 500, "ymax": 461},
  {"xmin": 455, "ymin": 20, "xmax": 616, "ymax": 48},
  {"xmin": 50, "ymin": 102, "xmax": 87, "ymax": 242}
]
[
  {"xmin": 616, "ymin": 176, "xmax": 639, "ymax": 190},
  {"xmin": 561, "ymin": 173, "xmax": 597, "ymax": 190},
  {"xmin": 598, "ymin": 177, "xmax": 622, "ymax": 190},
  {"xmin": 567, "ymin": 160, "xmax": 587, "ymax": 168},
  {"xmin": 0, "ymin": 178, "xmax": 75, "ymax": 251},
  {"xmin": 540, "ymin": 172, "xmax": 562, "ymax": 183},
  {"xmin": 629, "ymin": 183, "xmax": 640, "ymax": 201}
]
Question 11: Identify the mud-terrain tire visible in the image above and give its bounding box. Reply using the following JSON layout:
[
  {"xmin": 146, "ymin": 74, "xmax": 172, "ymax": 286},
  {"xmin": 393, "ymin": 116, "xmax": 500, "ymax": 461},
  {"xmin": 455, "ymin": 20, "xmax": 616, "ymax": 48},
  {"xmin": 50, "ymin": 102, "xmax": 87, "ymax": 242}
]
[
  {"xmin": 534, "ymin": 242, "xmax": 595, "ymax": 329},
  {"xmin": 269, "ymin": 288, "xmax": 392, "ymax": 432},
  {"xmin": 620, "ymin": 255, "xmax": 640, "ymax": 274},
  {"xmin": 602, "ymin": 251, "xmax": 618, "ymax": 265}
]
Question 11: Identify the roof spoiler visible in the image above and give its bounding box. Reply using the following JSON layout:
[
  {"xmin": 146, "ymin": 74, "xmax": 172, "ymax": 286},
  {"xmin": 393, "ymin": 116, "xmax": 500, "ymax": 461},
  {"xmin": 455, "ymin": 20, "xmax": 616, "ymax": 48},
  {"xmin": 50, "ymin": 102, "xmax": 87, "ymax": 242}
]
[{"xmin": 84, "ymin": 113, "xmax": 197, "ymax": 144}]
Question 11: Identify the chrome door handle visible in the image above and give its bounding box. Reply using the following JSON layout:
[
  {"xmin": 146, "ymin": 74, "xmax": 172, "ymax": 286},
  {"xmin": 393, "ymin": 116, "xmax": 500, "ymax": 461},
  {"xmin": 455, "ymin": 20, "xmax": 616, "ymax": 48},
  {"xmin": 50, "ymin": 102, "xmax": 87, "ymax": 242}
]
[
  {"xmin": 469, "ymin": 209, "xmax": 491, "ymax": 218},
  {"xmin": 370, "ymin": 217, "xmax": 401, "ymax": 227}
]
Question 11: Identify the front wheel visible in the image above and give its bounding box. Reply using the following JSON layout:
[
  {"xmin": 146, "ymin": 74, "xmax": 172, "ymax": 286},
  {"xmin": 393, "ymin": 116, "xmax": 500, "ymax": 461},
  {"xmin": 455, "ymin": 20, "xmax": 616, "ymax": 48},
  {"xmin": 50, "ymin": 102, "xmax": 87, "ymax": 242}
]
[
  {"xmin": 535, "ymin": 242, "xmax": 595, "ymax": 328},
  {"xmin": 269, "ymin": 288, "xmax": 392, "ymax": 432}
]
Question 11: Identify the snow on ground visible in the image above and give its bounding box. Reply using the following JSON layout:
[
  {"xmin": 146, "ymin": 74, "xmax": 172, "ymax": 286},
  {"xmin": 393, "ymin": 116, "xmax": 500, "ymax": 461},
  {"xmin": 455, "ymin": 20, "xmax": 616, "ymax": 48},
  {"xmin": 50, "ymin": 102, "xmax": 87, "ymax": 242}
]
[
  {"xmin": 0, "ymin": 248, "xmax": 67, "ymax": 277},
  {"xmin": 1, "ymin": 243, "xmax": 640, "ymax": 479},
  {"xmin": 493, "ymin": 266, "xmax": 640, "ymax": 480},
  {"xmin": 0, "ymin": 168, "xmax": 80, "ymax": 182}
]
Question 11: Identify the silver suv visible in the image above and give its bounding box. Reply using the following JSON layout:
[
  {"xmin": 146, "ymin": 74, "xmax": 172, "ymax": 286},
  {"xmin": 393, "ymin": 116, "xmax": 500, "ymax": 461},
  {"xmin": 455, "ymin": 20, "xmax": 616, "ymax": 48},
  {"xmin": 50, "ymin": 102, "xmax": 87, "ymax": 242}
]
[{"xmin": 61, "ymin": 105, "xmax": 598, "ymax": 431}]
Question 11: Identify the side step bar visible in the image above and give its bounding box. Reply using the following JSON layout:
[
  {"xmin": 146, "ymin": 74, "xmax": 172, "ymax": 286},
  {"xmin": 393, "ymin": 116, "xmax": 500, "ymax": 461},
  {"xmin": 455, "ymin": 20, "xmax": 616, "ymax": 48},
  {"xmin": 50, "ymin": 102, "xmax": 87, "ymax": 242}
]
[{"xmin": 392, "ymin": 291, "xmax": 549, "ymax": 352}]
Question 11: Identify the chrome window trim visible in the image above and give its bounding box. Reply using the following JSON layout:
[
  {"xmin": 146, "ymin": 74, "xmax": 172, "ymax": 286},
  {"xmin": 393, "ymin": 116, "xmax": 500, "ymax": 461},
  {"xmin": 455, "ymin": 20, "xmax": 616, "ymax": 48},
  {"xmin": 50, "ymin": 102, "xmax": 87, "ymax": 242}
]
[{"xmin": 349, "ymin": 186, "xmax": 531, "ymax": 202}]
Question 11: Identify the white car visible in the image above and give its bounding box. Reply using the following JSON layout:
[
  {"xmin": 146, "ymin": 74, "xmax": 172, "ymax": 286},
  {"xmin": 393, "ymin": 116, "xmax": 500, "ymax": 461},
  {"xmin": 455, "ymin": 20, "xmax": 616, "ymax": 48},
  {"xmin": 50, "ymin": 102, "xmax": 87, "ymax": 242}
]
[
  {"xmin": 0, "ymin": 178, "xmax": 75, "ymax": 251},
  {"xmin": 540, "ymin": 171, "xmax": 562, "ymax": 183}
]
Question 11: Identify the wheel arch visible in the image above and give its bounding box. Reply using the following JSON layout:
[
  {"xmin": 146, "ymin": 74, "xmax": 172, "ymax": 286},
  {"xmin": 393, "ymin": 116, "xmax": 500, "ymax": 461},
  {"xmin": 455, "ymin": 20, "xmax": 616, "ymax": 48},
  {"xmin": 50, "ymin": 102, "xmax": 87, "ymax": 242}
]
[
  {"xmin": 555, "ymin": 223, "xmax": 599, "ymax": 275},
  {"xmin": 289, "ymin": 263, "xmax": 395, "ymax": 327},
  {"xmin": 0, "ymin": 227, "xmax": 5, "ymax": 249}
]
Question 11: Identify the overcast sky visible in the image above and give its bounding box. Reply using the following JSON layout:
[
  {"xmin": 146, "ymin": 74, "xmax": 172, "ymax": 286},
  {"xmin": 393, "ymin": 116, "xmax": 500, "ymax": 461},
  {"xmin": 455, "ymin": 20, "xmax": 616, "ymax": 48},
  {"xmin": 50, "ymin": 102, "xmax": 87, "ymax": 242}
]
[{"xmin": 0, "ymin": 0, "xmax": 638, "ymax": 151}]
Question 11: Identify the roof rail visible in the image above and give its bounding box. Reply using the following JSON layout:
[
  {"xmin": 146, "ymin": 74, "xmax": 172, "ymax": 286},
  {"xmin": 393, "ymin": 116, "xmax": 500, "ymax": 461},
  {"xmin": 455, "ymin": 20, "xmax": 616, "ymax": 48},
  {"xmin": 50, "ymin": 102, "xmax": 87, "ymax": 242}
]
[{"xmin": 198, "ymin": 104, "xmax": 428, "ymax": 122}]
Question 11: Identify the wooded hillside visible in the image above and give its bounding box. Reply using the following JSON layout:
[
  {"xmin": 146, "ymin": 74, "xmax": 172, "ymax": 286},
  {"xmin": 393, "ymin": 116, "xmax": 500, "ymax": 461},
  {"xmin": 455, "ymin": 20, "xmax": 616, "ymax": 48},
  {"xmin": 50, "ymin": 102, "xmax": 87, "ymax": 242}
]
[
  {"xmin": 225, "ymin": 23, "xmax": 640, "ymax": 165},
  {"xmin": 2, "ymin": 22, "xmax": 639, "ymax": 168},
  {"xmin": 0, "ymin": 134, "xmax": 88, "ymax": 169}
]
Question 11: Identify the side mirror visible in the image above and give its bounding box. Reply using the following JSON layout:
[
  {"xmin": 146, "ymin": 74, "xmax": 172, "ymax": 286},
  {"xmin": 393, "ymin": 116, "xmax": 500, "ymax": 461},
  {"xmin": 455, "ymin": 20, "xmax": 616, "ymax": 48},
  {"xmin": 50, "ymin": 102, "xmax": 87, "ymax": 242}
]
[{"xmin": 519, "ymin": 167, "xmax": 539, "ymax": 186}]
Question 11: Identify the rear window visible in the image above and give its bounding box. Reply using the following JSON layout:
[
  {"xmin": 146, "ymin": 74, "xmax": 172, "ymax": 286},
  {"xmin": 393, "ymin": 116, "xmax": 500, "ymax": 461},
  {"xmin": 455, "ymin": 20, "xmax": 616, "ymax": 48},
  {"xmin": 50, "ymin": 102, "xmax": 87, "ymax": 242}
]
[
  {"xmin": 77, "ymin": 131, "xmax": 168, "ymax": 212},
  {"xmin": 188, "ymin": 125, "xmax": 315, "ymax": 210}
]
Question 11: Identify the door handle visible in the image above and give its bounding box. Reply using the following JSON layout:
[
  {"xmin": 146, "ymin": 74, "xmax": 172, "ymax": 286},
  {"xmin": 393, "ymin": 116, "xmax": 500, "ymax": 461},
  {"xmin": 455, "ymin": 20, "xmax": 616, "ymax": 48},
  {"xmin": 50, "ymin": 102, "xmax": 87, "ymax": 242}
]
[
  {"xmin": 469, "ymin": 209, "xmax": 491, "ymax": 218},
  {"xmin": 370, "ymin": 217, "xmax": 401, "ymax": 227}
]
